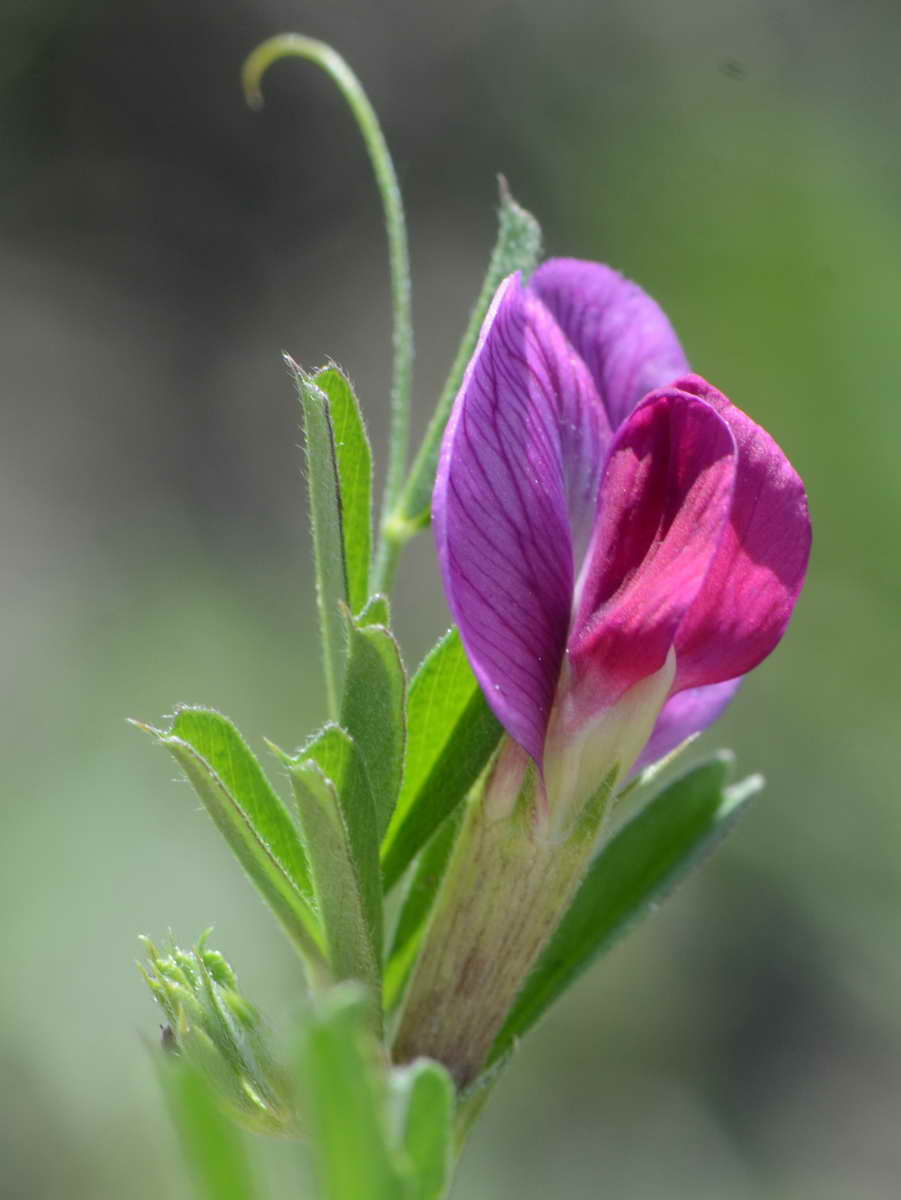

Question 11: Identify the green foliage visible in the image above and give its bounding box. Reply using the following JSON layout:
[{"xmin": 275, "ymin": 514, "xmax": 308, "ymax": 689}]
[
  {"xmin": 390, "ymin": 1060, "xmax": 455, "ymax": 1200},
  {"xmin": 489, "ymin": 756, "xmax": 762, "ymax": 1065},
  {"xmin": 341, "ymin": 611, "xmax": 407, "ymax": 842},
  {"xmin": 299, "ymin": 986, "xmax": 455, "ymax": 1200},
  {"xmin": 315, "ymin": 365, "xmax": 374, "ymax": 616},
  {"xmin": 381, "ymin": 630, "xmax": 501, "ymax": 891},
  {"xmin": 160, "ymin": 1057, "xmax": 260, "ymax": 1200},
  {"xmin": 288, "ymin": 726, "xmax": 383, "ymax": 1015},
  {"xmin": 142, "ymin": 933, "xmax": 295, "ymax": 1137},
  {"xmin": 291, "ymin": 361, "xmax": 374, "ymax": 716},
  {"xmin": 136, "ymin": 709, "xmax": 324, "ymax": 967},
  {"xmin": 358, "ymin": 593, "xmax": 391, "ymax": 627},
  {"xmin": 384, "ymin": 808, "xmax": 463, "ymax": 1013}
]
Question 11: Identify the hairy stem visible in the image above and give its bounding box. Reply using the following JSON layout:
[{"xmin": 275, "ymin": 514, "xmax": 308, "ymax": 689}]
[{"xmin": 243, "ymin": 36, "xmax": 413, "ymax": 592}]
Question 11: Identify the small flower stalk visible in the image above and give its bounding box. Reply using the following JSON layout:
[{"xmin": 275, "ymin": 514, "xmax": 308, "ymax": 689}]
[{"xmin": 137, "ymin": 36, "xmax": 811, "ymax": 1199}]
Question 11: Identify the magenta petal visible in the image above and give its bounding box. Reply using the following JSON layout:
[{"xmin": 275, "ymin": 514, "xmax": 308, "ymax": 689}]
[
  {"xmin": 567, "ymin": 389, "xmax": 737, "ymax": 718},
  {"xmin": 668, "ymin": 375, "xmax": 812, "ymax": 692},
  {"xmin": 433, "ymin": 274, "xmax": 607, "ymax": 762},
  {"xmin": 634, "ymin": 678, "xmax": 742, "ymax": 771},
  {"xmin": 529, "ymin": 258, "xmax": 689, "ymax": 431}
]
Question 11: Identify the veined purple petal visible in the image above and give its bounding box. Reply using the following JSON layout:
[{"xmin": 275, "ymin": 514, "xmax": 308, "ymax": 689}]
[
  {"xmin": 433, "ymin": 274, "xmax": 608, "ymax": 763},
  {"xmin": 530, "ymin": 258, "xmax": 689, "ymax": 431},
  {"xmin": 566, "ymin": 389, "xmax": 736, "ymax": 725},
  {"xmin": 668, "ymin": 375, "xmax": 812, "ymax": 692},
  {"xmin": 634, "ymin": 677, "xmax": 742, "ymax": 771}
]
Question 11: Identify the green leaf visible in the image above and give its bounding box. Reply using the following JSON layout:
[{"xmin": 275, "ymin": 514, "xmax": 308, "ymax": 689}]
[
  {"xmin": 489, "ymin": 755, "xmax": 761, "ymax": 1064},
  {"xmin": 358, "ymin": 593, "xmax": 391, "ymax": 627},
  {"xmin": 160, "ymin": 1055, "xmax": 260, "ymax": 1200},
  {"xmin": 384, "ymin": 808, "xmax": 462, "ymax": 1013},
  {"xmin": 313, "ymin": 364, "xmax": 373, "ymax": 616},
  {"xmin": 138, "ymin": 709, "xmax": 324, "ymax": 966},
  {"xmin": 341, "ymin": 614, "xmax": 406, "ymax": 842},
  {"xmin": 290, "ymin": 726, "xmax": 382, "ymax": 1014},
  {"xmin": 394, "ymin": 179, "xmax": 542, "ymax": 529},
  {"xmin": 390, "ymin": 1060, "xmax": 455, "ymax": 1200},
  {"xmin": 381, "ymin": 630, "xmax": 501, "ymax": 892},
  {"xmin": 299, "ymin": 985, "xmax": 410, "ymax": 1200},
  {"xmin": 290, "ymin": 360, "xmax": 349, "ymax": 718}
]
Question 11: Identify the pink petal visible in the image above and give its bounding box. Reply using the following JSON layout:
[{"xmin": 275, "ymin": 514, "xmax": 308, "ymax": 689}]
[
  {"xmin": 567, "ymin": 388, "xmax": 737, "ymax": 724},
  {"xmin": 669, "ymin": 376, "xmax": 812, "ymax": 692}
]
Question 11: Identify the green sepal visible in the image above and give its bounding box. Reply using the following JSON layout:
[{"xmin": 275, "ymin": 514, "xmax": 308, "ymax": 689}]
[
  {"xmin": 341, "ymin": 610, "xmax": 407, "ymax": 842},
  {"xmin": 133, "ymin": 709, "xmax": 324, "ymax": 967},
  {"xmin": 488, "ymin": 754, "xmax": 762, "ymax": 1065},
  {"xmin": 381, "ymin": 629, "xmax": 501, "ymax": 891},
  {"xmin": 288, "ymin": 725, "xmax": 383, "ymax": 1018}
]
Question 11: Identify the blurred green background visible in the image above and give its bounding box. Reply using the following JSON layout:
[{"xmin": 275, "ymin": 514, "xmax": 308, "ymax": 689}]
[{"xmin": 2, "ymin": 1, "xmax": 899, "ymax": 1196}]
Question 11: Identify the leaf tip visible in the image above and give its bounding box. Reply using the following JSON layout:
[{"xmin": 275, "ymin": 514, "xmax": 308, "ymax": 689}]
[
  {"xmin": 127, "ymin": 717, "xmax": 158, "ymax": 736},
  {"xmin": 263, "ymin": 735, "xmax": 295, "ymax": 766}
]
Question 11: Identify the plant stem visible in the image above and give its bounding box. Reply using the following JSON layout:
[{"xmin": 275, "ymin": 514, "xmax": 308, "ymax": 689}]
[{"xmin": 243, "ymin": 36, "xmax": 413, "ymax": 591}]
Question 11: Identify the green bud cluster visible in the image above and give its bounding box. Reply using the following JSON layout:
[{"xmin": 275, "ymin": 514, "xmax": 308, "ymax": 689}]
[{"xmin": 140, "ymin": 931, "xmax": 297, "ymax": 1136}]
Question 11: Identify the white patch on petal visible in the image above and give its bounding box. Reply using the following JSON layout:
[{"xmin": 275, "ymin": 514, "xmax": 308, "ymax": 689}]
[{"xmin": 542, "ymin": 647, "xmax": 676, "ymax": 840}]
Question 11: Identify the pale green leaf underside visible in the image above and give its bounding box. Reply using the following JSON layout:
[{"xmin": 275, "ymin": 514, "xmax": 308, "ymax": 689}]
[
  {"xmin": 145, "ymin": 708, "xmax": 323, "ymax": 964},
  {"xmin": 292, "ymin": 363, "xmax": 349, "ymax": 717},
  {"xmin": 489, "ymin": 755, "xmax": 761, "ymax": 1064},
  {"xmin": 313, "ymin": 365, "xmax": 373, "ymax": 616},
  {"xmin": 341, "ymin": 616, "xmax": 406, "ymax": 843},
  {"xmin": 291, "ymin": 726, "xmax": 382, "ymax": 1004}
]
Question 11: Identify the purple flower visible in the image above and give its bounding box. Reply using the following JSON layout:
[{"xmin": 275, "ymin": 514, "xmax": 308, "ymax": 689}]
[{"xmin": 433, "ymin": 260, "xmax": 811, "ymax": 806}]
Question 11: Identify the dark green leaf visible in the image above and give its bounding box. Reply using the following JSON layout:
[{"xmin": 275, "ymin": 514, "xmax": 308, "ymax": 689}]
[
  {"xmin": 381, "ymin": 630, "xmax": 501, "ymax": 891},
  {"xmin": 138, "ymin": 709, "xmax": 323, "ymax": 966},
  {"xmin": 313, "ymin": 365, "xmax": 373, "ymax": 616},
  {"xmin": 341, "ymin": 614, "xmax": 406, "ymax": 842},
  {"xmin": 489, "ymin": 755, "xmax": 761, "ymax": 1064},
  {"xmin": 290, "ymin": 726, "xmax": 382, "ymax": 1013}
]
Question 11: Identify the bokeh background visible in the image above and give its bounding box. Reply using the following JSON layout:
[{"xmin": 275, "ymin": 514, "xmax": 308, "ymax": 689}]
[{"xmin": 3, "ymin": 1, "xmax": 900, "ymax": 1196}]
